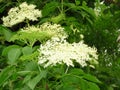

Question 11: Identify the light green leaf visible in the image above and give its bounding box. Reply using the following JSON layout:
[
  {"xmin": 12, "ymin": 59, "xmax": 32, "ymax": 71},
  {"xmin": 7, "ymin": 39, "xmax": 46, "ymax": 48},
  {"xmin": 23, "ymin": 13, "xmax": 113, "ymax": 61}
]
[
  {"xmin": 17, "ymin": 71, "xmax": 32, "ymax": 76},
  {"xmin": 22, "ymin": 46, "xmax": 33, "ymax": 55},
  {"xmin": 2, "ymin": 45, "xmax": 21, "ymax": 56},
  {"xmin": 24, "ymin": 61, "xmax": 38, "ymax": 71},
  {"xmin": 8, "ymin": 48, "xmax": 21, "ymax": 64}
]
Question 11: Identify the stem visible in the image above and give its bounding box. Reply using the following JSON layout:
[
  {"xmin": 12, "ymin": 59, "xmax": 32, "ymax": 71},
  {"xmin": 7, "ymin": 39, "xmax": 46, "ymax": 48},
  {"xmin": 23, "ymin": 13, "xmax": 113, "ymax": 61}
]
[
  {"xmin": 61, "ymin": 0, "xmax": 64, "ymax": 13},
  {"xmin": 26, "ymin": 19, "xmax": 30, "ymax": 27},
  {"xmin": 65, "ymin": 66, "xmax": 69, "ymax": 74}
]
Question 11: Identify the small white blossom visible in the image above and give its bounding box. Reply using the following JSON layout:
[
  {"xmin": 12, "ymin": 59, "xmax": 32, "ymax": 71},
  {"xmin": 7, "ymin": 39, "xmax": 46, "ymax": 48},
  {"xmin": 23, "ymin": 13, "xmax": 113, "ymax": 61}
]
[
  {"xmin": 80, "ymin": 34, "xmax": 84, "ymax": 39},
  {"xmin": 94, "ymin": 7, "xmax": 101, "ymax": 16},
  {"xmin": 38, "ymin": 38, "xmax": 98, "ymax": 68},
  {"xmin": 2, "ymin": 2, "xmax": 42, "ymax": 27}
]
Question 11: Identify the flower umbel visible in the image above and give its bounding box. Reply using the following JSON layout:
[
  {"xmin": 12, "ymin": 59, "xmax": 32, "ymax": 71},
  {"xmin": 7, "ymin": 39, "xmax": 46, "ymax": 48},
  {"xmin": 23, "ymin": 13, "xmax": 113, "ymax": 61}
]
[
  {"xmin": 2, "ymin": 2, "xmax": 42, "ymax": 27},
  {"xmin": 38, "ymin": 38, "xmax": 98, "ymax": 68},
  {"xmin": 10, "ymin": 22, "xmax": 67, "ymax": 46}
]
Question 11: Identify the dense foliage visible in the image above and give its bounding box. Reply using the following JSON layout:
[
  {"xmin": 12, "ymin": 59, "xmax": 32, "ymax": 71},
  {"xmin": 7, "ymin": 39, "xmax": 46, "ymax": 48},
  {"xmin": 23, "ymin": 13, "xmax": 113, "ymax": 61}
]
[{"xmin": 0, "ymin": 0, "xmax": 120, "ymax": 90}]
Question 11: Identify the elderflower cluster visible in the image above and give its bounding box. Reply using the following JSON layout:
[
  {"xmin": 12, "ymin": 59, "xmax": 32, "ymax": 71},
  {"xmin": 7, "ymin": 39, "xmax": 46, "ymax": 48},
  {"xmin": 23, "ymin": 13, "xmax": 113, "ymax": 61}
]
[
  {"xmin": 10, "ymin": 22, "xmax": 67, "ymax": 46},
  {"xmin": 21, "ymin": 22, "xmax": 67, "ymax": 39},
  {"xmin": 38, "ymin": 37, "xmax": 98, "ymax": 68},
  {"xmin": 2, "ymin": 2, "xmax": 42, "ymax": 27}
]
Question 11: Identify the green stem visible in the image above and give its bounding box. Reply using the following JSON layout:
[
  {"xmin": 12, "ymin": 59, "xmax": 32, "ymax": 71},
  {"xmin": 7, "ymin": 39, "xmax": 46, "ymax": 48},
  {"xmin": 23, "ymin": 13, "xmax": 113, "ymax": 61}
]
[
  {"xmin": 65, "ymin": 66, "xmax": 69, "ymax": 74},
  {"xmin": 61, "ymin": 0, "xmax": 64, "ymax": 13},
  {"xmin": 26, "ymin": 19, "xmax": 30, "ymax": 27}
]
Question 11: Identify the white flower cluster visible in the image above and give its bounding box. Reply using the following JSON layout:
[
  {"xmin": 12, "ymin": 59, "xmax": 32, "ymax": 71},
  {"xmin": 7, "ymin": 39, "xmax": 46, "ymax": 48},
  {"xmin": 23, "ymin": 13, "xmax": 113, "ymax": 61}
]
[
  {"xmin": 20, "ymin": 22, "xmax": 67, "ymax": 39},
  {"xmin": 2, "ymin": 2, "xmax": 42, "ymax": 27},
  {"xmin": 38, "ymin": 38, "xmax": 98, "ymax": 68},
  {"xmin": 10, "ymin": 22, "xmax": 67, "ymax": 46}
]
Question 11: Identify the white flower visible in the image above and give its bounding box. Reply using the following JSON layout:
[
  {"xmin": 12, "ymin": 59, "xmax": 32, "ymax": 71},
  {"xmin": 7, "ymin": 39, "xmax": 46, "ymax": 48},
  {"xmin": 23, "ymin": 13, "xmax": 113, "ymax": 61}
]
[
  {"xmin": 80, "ymin": 34, "xmax": 84, "ymax": 39},
  {"xmin": 2, "ymin": 2, "xmax": 42, "ymax": 27},
  {"xmin": 38, "ymin": 38, "xmax": 98, "ymax": 68}
]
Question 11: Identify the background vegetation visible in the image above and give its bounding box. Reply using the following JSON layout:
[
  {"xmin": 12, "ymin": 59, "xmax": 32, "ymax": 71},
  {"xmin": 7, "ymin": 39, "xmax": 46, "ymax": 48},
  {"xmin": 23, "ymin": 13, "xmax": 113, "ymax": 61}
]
[{"xmin": 0, "ymin": 0, "xmax": 120, "ymax": 90}]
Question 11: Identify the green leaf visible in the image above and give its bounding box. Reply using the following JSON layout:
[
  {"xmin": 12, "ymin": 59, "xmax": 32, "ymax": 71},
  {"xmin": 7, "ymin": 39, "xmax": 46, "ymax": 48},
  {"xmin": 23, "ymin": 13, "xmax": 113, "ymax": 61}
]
[
  {"xmin": 50, "ymin": 13, "xmax": 65, "ymax": 23},
  {"xmin": 8, "ymin": 48, "xmax": 21, "ymax": 64},
  {"xmin": 0, "ymin": 66, "xmax": 14, "ymax": 87},
  {"xmin": 42, "ymin": 2, "xmax": 59, "ymax": 16},
  {"xmin": 20, "ymin": 51, "xmax": 39, "ymax": 61},
  {"xmin": 27, "ymin": 70, "xmax": 47, "ymax": 90},
  {"xmin": 83, "ymin": 74, "xmax": 101, "ymax": 83},
  {"xmin": 69, "ymin": 68, "xmax": 85, "ymax": 76},
  {"xmin": 87, "ymin": 82, "xmax": 100, "ymax": 90},
  {"xmin": 22, "ymin": 46, "xmax": 33, "ymax": 55},
  {"xmin": 0, "ymin": 25, "xmax": 13, "ymax": 41},
  {"xmin": 17, "ymin": 71, "xmax": 32, "ymax": 76},
  {"xmin": 2, "ymin": 45, "xmax": 20, "ymax": 56},
  {"xmin": 59, "ymin": 85, "xmax": 77, "ymax": 90},
  {"xmin": 62, "ymin": 75, "xmax": 88, "ymax": 90},
  {"xmin": 23, "ymin": 74, "xmax": 32, "ymax": 84},
  {"xmin": 64, "ymin": 3, "xmax": 77, "ymax": 9},
  {"xmin": 24, "ymin": 61, "xmax": 38, "ymax": 71},
  {"xmin": 75, "ymin": 0, "xmax": 80, "ymax": 5}
]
